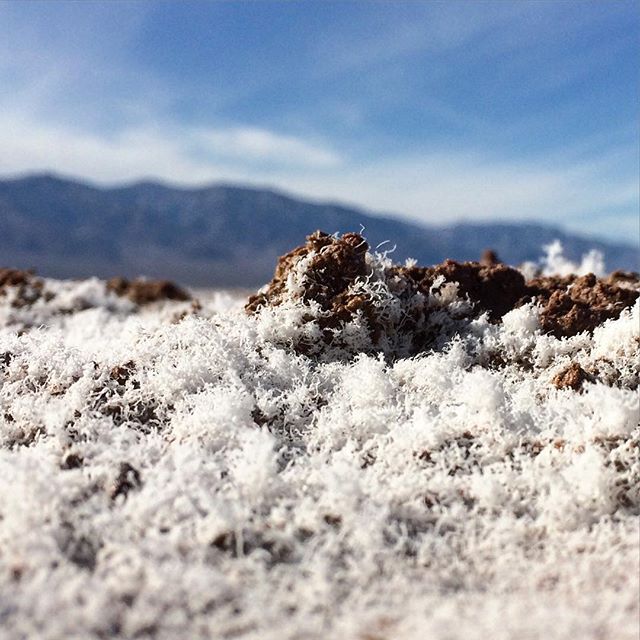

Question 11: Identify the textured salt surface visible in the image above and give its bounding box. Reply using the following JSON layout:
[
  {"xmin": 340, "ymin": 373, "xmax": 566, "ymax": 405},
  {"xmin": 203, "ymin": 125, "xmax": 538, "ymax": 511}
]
[{"xmin": 0, "ymin": 242, "xmax": 638, "ymax": 640}]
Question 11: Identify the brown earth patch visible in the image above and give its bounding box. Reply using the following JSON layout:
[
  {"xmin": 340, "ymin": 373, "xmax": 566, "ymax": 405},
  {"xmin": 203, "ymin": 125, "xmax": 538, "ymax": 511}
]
[
  {"xmin": 246, "ymin": 231, "xmax": 639, "ymax": 352},
  {"xmin": 606, "ymin": 270, "xmax": 640, "ymax": 287},
  {"xmin": 0, "ymin": 268, "xmax": 34, "ymax": 289},
  {"xmin": 427, "ymin": 259, "xmax": 528, "ymax": 321},
  {"xmin": 528, "ymin": 273, "xmax": 639, "ymax": 337},
  {"xmin": 106, "ymin": 277, "xmax": 190, "ymax": 305},
  {"xmin": 552, "ymin": 363, "xmax": 592, "ymax": 391},
  {"xmin": 480, "ymin": 249, "xmax": 501, "ymax": 266},
  {"xmin": 246, "ymin": 231, "xmax": 369, "ymax": 313},
  {"xmin": 0, "ymin": 268, "xmax": 53, "ymax": 308}
]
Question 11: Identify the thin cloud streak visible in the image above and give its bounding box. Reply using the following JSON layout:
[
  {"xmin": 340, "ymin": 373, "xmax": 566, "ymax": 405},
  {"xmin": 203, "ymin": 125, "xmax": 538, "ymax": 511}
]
[
  {"xmin": 199, "ymin": 127, "xmax": 341, "ymax": 168},
  {"xmin": 0, "ymin": 114, "xmax": 341, "ymax": 179}
]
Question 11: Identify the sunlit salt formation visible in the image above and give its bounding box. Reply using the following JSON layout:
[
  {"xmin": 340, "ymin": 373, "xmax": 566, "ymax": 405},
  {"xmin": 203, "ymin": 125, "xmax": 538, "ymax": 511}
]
[{"xmin": 0, "ymin": 238, "xmax": 638, "ymax": 640}]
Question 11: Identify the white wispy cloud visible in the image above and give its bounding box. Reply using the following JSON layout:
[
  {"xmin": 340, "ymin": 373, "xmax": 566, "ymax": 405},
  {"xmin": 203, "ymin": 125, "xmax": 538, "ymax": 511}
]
[
  {"xmin": 0, "ymin": 116, "xmax": 215, "ymax": 184},
  {"xmin": 0, "ymin": 115, "xmax": 342, "ymax": 182},
  {"xmin": 199, "ymin": 127, "xmax": 341, "ymax": 168}
]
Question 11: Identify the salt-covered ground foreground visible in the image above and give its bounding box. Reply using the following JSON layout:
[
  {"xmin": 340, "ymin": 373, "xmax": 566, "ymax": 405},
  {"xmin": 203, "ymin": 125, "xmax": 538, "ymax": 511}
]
[{"xmin": 0, "ymin": 236, "xmax": 638, "ymax": 639}]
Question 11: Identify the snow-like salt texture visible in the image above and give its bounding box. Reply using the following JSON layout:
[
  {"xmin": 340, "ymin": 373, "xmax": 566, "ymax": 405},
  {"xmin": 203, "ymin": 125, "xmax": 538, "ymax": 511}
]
[
  {"xmin": 0, "ymin": 246, "xmax": 638, "ymax": 640},
  {"xmin": 519, "ymin": 241, "xmax": 606, "ymax": 280}
]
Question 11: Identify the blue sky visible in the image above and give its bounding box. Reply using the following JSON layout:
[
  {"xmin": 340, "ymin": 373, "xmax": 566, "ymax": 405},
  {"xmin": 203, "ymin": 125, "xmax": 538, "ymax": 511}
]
[{"xmin": 0, "ymin": 0, "xmax": 638, "ymax": 241}]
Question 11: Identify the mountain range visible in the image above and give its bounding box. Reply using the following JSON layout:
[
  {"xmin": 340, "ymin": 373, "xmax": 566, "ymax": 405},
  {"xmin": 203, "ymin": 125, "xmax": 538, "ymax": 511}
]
[{"xmin": 0, "ymin": 174, "xmax": 636, "ymax": 286}]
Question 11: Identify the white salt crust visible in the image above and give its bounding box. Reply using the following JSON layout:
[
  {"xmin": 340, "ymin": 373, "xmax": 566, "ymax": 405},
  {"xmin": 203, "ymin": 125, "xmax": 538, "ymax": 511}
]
[{"xmin": 0, "ymin": 246, "xmax": 638, "ymax": 640}]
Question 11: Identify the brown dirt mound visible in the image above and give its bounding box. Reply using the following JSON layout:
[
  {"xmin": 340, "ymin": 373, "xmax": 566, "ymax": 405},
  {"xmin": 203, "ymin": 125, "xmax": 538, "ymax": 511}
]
[
  {"xmin": 247, "ymin": 233, "xmax": 528, "ymax": 322},
  {"xmin": 247, "ymin": 231, "xmax": 369, "ymax": 313},
  {"xmin": 424, "ymin": 259, "xmax": 528, "ymax": 321},
  {"xmin": 480, "ymin": 249, "xmax": 501, "ymax": 266},
  {"xmin": 529, "ymin": 273, "xmax": 640, "ymax": 337},
  {"xmin": 0, "ymin": 268, "xmax": 34, "ymax": 289},
  {"xmin": 0, "ymin": 269, "xmax": 190, "ymax": 309},
  {"xmin": 246, "ymin": 231, "xmax": 639, "ymax": 349},
  {"xmin": 552, "ymin": 363, "xmax": 592, "ymax": 391},
  {"xmin": 0, "ymin": 268, "xmax": 52, "ymax": 308},
  {"xmin": 106, "ymin": 277, "xmax": 190, "ymax": 305}
]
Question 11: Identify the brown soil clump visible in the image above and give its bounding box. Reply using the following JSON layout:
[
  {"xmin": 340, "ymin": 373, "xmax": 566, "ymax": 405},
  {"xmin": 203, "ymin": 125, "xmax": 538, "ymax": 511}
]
[
  {"xmin": 480, "ymin": 249, "xmax": 501, "ymax": 266},
  {"xmin": 0, "ymin": 268, "xmax": 34, "ymax": 289},
  {"xmin": 246, "ymin": 231, "xmax": 369, "ymax": 313},
  {"xmin": 246, "ymin": 231, "xmax": 640, "ymax": 352},
  {"xmin": 246, "ymin": 231, "xmax": 377, "ymax": 351},
  {"xmin": 529, "ymin": 273, "xmax": 639, "ymax": 337},
  {"xmin": 247, "ymin": 233, "xmax": 528, "ymax": 324},
  {"xmin": 0, "ymin": 268, "xmax": 52, "ymax": 308},
  {"xmin": 106, "ymin": 277, "xmax": 190, "ymax": 305},
  {"xmin": 109, "ymin": 361, "xmax": 137, "ymax": 386},
  {"xmin": 605, "ymin": 270, "xmax": 640, "ymax": 287},
  {"xmin": 427, "ymin": 259, "xmax": 528, "ymax": 321},
  {"xmin": 552, "ymin": 363, "xmax": 591, "ymax": 391}
]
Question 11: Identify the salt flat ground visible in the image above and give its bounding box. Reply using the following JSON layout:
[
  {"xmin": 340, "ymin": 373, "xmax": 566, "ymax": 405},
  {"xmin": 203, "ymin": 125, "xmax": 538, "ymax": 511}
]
[{"xmin": 0, "ymin": 246, "xmax": 638, "ymax": 640}]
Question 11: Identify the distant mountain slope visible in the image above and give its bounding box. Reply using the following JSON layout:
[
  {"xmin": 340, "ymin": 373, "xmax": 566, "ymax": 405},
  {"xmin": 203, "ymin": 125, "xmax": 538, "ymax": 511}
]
[{"xmin": 0, "ymin": 174, "xmax": 637, "ymax": 286}]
